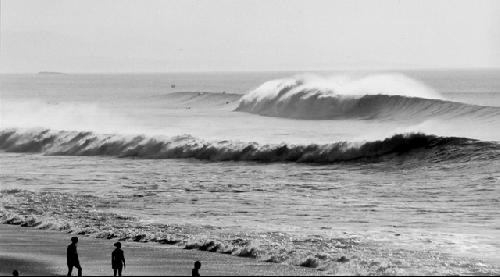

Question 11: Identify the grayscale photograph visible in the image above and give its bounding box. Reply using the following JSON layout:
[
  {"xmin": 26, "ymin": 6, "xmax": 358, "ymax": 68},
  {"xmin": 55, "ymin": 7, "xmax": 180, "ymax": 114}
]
[{"xmin": 0, "ymin": 0, "xmax": 499, "ymax": 276}]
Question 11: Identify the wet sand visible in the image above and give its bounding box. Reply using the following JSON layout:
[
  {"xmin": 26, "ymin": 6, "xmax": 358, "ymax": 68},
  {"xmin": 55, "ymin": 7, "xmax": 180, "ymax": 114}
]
[{"xmin": 0, "ymin": 224, "xmax": 320, "ymax": 276}]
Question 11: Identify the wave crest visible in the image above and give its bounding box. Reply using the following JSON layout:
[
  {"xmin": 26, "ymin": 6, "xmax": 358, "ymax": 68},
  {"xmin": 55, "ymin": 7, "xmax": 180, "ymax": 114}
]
[
  {"xmin": 1, "ymin": 128, "xmax": 496, "ymax": 164},
  {"xmin": 235, "ymin": 74, "xmax": 500, "ymax": 120}
]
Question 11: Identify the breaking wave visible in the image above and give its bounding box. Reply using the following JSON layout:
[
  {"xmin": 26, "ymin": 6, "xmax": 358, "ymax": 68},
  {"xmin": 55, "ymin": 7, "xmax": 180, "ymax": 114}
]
[
  {"xmin": 1, "ymin": 128, "xmax": 498, "ymax": 164},
  {"xmin": 235, "ymin": 74, "xmax": 500, "ymax": 120}
]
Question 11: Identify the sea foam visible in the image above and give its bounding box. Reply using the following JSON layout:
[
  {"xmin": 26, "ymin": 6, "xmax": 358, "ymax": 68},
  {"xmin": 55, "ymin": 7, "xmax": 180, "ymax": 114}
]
[{"xmin": 1, "ymin": 128, "xmax": 495, "ymax": 164}]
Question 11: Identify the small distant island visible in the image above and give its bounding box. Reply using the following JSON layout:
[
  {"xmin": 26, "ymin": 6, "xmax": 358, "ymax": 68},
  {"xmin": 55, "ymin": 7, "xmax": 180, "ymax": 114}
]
[{"xmin": 38, "ymin": 71, "xmax": 65, "ymax": 75}]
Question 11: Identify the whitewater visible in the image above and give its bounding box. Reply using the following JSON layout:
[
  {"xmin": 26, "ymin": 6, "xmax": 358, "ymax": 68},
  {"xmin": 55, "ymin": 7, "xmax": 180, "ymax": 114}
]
[{"xmin": 1, "ymin": 71, "xmax": 499, "ymax": 275}]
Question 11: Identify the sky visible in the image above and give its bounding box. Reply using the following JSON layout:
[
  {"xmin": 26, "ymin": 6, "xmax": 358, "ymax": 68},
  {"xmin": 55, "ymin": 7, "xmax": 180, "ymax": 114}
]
[{"xmin": 1, "ymin": 0, "xmax": 499, "ymax": 72}]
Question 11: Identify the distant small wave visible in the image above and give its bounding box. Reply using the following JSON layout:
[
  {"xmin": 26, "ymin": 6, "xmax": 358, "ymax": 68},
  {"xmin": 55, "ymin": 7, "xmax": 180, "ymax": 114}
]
[
  {"xmin": 236, "ymin": 74, "xmax": 500, "ymax": 120},
  {"xmin": 148, "ymin": 91, "xmax": 242, "ymax": 108},
  {"xmin": 1, "ymin": 128, "xmax": 497, "ymax": 164}
]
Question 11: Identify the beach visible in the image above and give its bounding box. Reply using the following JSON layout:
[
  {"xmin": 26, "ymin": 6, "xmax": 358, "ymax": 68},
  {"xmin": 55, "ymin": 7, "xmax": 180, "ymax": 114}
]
[
  {"xmin": 2, "ymin": 0, "xmax": 500, "ymax": 275},
  {"xmin": 0, "ymin": 224, "xmax": 319, "ymax": 276}
]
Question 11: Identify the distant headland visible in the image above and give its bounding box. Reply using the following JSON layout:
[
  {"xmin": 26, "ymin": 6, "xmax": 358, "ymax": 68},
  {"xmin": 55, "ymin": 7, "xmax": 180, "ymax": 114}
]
[{"xmin": 38, "ymin": 71, "xmax": 65, "ymax": 75}]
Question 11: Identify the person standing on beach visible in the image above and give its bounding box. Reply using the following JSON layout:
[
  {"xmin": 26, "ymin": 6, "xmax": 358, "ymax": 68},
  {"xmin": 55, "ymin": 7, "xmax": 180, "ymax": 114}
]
[
  {"xmin": 67, "ymin": 237, "xmax": 82, "ymax": 276},
  {"xmin": 111, "ymin": 242, "xmax": 126, "ymax": 276},
  {"xmin": 192, "ymin": 261, "xmax": 201, "ymax": 277}
]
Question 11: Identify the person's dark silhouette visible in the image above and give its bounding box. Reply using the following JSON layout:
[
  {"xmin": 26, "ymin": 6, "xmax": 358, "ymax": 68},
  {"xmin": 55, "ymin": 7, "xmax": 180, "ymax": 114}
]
[
  {"xmin": 67, "ymin": 237, "xmax": 82, "ymax": 276},
  {"xmin": 12, "ymin": 270, "xmax": 19, "ymax": 276},
  {"xmin": 192, "ymin": 261, "xmax": 201, "ymax": 277},
  {"xmin": 112, "ymin": 242, "xmax": 126, "ymax": 276}
]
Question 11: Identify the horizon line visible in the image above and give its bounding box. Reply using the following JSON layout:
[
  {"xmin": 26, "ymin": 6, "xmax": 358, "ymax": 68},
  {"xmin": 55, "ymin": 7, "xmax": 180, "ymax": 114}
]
[{"xmin": 1, "ymin": 66, "xmax": 500, "ymax": 75}]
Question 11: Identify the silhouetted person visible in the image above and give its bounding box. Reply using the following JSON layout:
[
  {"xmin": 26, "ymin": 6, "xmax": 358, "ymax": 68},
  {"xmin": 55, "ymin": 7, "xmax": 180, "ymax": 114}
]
[
  {"xmin": 12, "ymin": 270, "xmax": 19, "ymax": 276},
  {"xmin": 67, "ymin": 237, "xmax": 82, "ymax": 276},
  {"xmin": 112, "ymin": 242, "xmax": 126, "ymax": 276},
  {"xmin": 192, "ymin": 261, "xmax": 201, "ymax": 277}
]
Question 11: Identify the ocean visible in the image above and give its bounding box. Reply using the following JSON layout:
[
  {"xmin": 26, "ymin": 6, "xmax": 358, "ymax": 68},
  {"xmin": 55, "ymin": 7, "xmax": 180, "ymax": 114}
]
[{"xmin": 1, "ymin": 70, "xmax": 499, "ymax": 275}]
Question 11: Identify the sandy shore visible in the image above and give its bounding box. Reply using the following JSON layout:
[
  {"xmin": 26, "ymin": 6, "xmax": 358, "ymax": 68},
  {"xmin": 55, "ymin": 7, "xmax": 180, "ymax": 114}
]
[{"xmin": 0, "ymin": 224, "xmax": 320, "ymax": 276}]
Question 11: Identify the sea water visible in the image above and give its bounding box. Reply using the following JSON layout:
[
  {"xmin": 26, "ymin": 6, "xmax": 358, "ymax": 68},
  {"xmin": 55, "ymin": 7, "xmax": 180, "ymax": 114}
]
[{"xmin": 1, "ymin": 70, "xmax": 499, "ymax": 275}]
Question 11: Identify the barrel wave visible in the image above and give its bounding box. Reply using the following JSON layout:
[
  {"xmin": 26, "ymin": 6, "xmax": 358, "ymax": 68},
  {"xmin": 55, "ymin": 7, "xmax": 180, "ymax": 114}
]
[
  {"xmin": 1, "ymin": 128, "xmax": 498, "ymax": 164},
  {"xmin": 235, "ymin": 74, "xmax": 500, "ymax": 120}
]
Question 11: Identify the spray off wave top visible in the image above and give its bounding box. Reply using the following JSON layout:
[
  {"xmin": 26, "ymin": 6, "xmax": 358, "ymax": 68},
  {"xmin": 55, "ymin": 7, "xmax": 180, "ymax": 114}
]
[{"xmin": 235, "ymin": 74, "xmax": 500, "ymax": 120}]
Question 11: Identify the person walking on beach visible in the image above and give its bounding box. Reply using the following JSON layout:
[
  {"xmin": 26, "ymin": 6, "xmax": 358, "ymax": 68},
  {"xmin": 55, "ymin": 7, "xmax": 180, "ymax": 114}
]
[
  {"xmin": 67, "ymin": 237, "xmax": 82, "ymax": 276},
  {"xmin": 192, "ymin": 261, "xmax": 201, "ymax": 277},
  {"xmin": 111, "ymin": 242, "xmax": 126, "ymax": 276}
]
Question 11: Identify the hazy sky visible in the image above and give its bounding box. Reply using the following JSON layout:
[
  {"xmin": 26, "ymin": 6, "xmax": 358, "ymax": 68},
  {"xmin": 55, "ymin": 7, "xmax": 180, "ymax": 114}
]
[{"xmin": 1, "ymin": 0, "xmax": 499, "ymax": 72}]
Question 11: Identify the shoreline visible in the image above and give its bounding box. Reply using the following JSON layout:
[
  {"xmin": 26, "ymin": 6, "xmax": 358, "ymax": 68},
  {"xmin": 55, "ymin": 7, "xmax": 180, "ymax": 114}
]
[{"xmin": 0, "ymin": 224, "xmax": 320, "ymax": 276}]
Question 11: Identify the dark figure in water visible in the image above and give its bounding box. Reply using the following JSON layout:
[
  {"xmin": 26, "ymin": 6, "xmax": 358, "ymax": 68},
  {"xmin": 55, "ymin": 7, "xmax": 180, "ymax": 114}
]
[
  {"xmin": 12, "ymin": 270, "xmax": 19, "ymax": 276},
  {"xmin": 112, "ymin": 242, "xmax": 126, "ymax": 276},
  {"xmin": 337, "ymin": 256, "xmax": 350, "ymax": 262},
  {"xmin": 192, "ymin": 261, "xmax": 201, "ymax": 277},
  {"xmin": 67, "ymin": 237, "xmax": 82, "ymax": 276}
]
